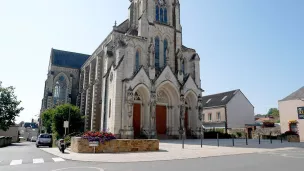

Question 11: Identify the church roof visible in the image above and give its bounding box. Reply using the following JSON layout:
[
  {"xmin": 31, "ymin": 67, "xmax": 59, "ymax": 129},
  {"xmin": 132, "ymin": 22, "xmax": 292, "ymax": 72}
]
[
  {"xmin": 280, "ymin": 86, "xmax": 304, "ymax": 101},
  {"xmin": 51, "ymin": 48, "xmax": 90, "ymax": 69},
  {"xmin": 202, "ymin": 89, "xmax": 239, "ymax": 108}
]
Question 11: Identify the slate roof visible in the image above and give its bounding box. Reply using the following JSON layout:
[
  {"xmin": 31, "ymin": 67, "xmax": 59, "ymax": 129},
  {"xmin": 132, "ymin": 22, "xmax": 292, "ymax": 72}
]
[
  {"xmin": 51, "ymin": 48, "xmax": 90, "ymax": 69},
  {"xmin": 280, "ymin": 86, "xmax": 304, "ymax": 101},
  {"xmin": 202, "ymin": 89, "xmax": 239, "ymax": 108}
]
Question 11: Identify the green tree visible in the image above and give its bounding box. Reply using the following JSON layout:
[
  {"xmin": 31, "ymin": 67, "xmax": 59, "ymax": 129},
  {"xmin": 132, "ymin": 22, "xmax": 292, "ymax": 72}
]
[
  {"xmin": 41, "ymin": 108, "xmax": 55, "ymax": 133},
  {"xmin": 42, "ymin": 104, "xmax": 84, "ymax": 138},
  {"xmin": 267, "ymin": 108, "xmax": 280, "ymax": 118},
  {"xmin": 0, "ymin": 81, "xmax": 24, "ymax": 131}
]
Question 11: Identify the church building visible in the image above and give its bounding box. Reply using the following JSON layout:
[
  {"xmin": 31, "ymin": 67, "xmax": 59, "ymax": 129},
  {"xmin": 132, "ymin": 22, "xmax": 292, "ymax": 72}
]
[{"xmin": 41, "ymin": 0, "xmax": 204, "ymax": 139}]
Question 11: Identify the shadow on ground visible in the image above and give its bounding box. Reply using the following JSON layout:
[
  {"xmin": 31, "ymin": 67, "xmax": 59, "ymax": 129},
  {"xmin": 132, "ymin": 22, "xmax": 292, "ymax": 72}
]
[{"xmin": 160, "ymin": 139, "xmax": 304, "ymax": 149}]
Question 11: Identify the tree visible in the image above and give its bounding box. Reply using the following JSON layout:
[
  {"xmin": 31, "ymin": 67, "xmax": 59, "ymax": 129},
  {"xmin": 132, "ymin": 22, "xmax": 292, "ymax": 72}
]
[
  {"xmin": 41, "ymin": 104, "xmax": 84, "ymax": 138},
  {"xmin": 0, "ymin": 81, "xmax": 24, "ymax": 131},
  {"xmin": 41, "ymin": 108, "xmax": 55, "ymax": 133},
  {"xmin": 267, "ymin": 108, "xmax": 280, "ymax": 118}
]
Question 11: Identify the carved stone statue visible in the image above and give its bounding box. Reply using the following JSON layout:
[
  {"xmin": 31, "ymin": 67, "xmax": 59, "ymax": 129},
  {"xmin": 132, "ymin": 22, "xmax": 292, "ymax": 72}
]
[{"xmin": 148, "ymin": 38, "xmax": 155, "ymax": 68}]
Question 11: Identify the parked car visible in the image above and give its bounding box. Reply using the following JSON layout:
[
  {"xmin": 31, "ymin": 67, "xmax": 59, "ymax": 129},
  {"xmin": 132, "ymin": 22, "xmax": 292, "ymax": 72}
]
[
  {"xmin": 36, "ymin": 134, "xmax": 52, "ymax": 148},
  {"xmin": 31, "ymin": 136, "xmax": 37, "ymax": 142}
]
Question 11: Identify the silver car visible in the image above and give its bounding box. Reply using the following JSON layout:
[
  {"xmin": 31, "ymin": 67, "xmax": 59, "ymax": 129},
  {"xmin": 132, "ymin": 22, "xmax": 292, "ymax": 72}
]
[{"xmin": 36, "ymin": 134, "xmax": 52, "ymax": 148}]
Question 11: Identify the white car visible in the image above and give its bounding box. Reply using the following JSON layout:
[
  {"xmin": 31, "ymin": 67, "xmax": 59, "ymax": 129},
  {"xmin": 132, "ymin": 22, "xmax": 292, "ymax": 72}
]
[{"xmin": 31, "ymin": 136, "xmax": 37, "ymax": 142}]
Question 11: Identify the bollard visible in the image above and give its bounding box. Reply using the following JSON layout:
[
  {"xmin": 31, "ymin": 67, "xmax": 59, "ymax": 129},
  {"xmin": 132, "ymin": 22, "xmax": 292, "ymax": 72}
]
[
  {"xmin": 217, "ymin": 133, "xmax": 219, "ymax": 147},
  {"xmin": 182, "ymin": 133, "xmax": 185, "ymax": 149},
  {"xmin": 200, "ymin": 133, "xmax": 203, "ymax": 148},
  {"xmin": 232, "ymin": 136, "xmax": 235, "ymax": 146},
  {"xmin": 259, "ymin": 134, "xmax": 261, "ymax": 144},
  {"xmin": 246, "ymin": 133, "xmax": 248, "ymax": 145},
  {"xmin": 270, "ymin": 132, "xmax": 272, "ymax": 144}
]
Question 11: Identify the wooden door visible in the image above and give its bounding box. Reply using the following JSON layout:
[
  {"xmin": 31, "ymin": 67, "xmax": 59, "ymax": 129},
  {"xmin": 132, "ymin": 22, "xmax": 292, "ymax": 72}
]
[
  {"xmin": 133, "ymin": 104, "xmax": 141, "ymax": 138},
  {"xmin": 156, "ymin": 105, "xmax": 167, "ymax": 134}
]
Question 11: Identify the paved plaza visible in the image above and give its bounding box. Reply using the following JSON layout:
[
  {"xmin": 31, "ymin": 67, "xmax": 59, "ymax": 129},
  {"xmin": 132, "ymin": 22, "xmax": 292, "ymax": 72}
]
[{"xmin": 40, "ymin": 139, "xmax": 304, "ymax": 162}]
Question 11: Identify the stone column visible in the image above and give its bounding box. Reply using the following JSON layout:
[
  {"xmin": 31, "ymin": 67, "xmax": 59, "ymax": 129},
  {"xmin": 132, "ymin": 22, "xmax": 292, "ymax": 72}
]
[
  {"xmin": 149, "ymin": 91, "xmax": 156, "ymax": 138},
  {"xmin": 197, "ymin": 95, "xmax": 203, "ymax": 137},
  {"xmin": 126, "ymin": 87, "xmax": 134, "ymax": 138},
  {"xmin": 91, "ymin": 58, "xmax": 101, "ymax": 131},
  {"xmin": 179, "ymin": 94, "xmax": 186, "ymax": 138},
  {"xmin": 84, "ymin": 64, "xmax": 94, "ymax": 131}
]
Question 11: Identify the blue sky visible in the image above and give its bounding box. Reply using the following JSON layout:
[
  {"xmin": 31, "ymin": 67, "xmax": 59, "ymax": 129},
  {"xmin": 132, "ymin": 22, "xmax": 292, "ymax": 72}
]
[{"xmin": 0, "ymin": 0, "xmax": 303, "ymax": 123}]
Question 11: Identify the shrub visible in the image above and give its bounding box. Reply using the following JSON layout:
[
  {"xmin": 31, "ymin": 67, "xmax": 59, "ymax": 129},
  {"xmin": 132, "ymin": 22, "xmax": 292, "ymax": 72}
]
[
  {"xmin": 203, "ymin": 131, "xmax": 232, "ymax": 139},
  {"xmin": 82, "ymin": 131, "xmax": 116, "ymax": 144},
  {"xmin": 263, "ymin": 121, "xmax": 275, "ymax": 127}
]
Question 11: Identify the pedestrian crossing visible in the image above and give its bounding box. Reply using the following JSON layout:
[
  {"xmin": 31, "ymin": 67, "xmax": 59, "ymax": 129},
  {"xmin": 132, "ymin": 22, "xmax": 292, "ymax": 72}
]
[{"xmin": 2, "ymin": 157, "xmax": 65, "ymax": 166}]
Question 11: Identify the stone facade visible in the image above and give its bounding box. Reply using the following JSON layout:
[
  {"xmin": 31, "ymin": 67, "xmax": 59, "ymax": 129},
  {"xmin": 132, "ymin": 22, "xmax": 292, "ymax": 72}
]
[
  {"xmin": 41, "ymin": 0, "xmax": 204, "ymax": 139},
  {"xmin": 71, "ymin": 137, "xmax": 159, "ymax": 153}
]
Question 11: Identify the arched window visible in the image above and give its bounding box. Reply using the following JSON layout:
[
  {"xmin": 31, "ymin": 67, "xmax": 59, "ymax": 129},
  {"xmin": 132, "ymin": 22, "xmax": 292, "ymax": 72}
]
[
  {"xmin": 155, "ymin": 37, "xmax": 160, "ymax": 69},
  {"xmin": 164, "ymin": 39, "xmax": 168, "ymax": 66},
  {"xmin": 53, "ymin": 75, "xmax": 67, "ymax": 105},
  {"xmin": 164, "ymin": 8, "xmax": 168, "ymax": 24},
  {"xmin": 182, "ymin": 60, "xmax": 185, "ymax": 74},
  {"xmin": 135, "ymin": 50, "xmax": 140, "ymax": 71},
  {"xmin": 156, "ymin": 5, "xmax": 159, "ymax": 21},
  {"xmin": 160, "ymin": 8, "xmax": 164, "ymax": 23}
]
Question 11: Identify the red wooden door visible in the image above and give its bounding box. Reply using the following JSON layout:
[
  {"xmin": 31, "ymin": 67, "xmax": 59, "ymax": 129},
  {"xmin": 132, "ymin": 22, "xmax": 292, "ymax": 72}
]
[
  {"xmin": 133, "ymin": 104, "xmax": 141, "ymax": 138},
  {"xmin": 156, "ymin": 105, "xmax": 167, "ymax": 134}
]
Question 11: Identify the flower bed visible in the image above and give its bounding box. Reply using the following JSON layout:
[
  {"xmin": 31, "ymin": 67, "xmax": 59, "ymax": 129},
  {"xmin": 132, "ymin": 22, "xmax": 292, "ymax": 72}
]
[{"xmin": 82, "ymin": 131, "xmax": 116, "ymax": 144}]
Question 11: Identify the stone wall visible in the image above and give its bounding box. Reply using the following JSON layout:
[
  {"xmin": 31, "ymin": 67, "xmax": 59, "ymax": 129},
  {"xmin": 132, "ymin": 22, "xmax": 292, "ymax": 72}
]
[
  {"xmin": 0, "ymin": 136, "xmax": 12, "ymax": 147},
  {"xmin": 71, "ymin": 137, "xmax": 159, "ymax": 153}
]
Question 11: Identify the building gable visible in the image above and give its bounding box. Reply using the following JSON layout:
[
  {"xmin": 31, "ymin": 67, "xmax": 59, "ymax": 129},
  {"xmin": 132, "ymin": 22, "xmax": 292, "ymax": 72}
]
[
  {"xmin": 154, "ymin": 66, "xmax": 180, "ymax": 90},
  {"xmin": 128, "ymin": 67, "xmax": 151, "ymax": 90},
  {"xmin": 183, "ymin": 75, "xmax": 200, "ymax": 96}
]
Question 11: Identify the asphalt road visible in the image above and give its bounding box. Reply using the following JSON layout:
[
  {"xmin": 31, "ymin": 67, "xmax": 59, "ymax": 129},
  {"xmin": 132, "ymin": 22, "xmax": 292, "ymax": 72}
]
[{"xmin": 1, "ymin": 142, "xmax": 304, "ymax": 171}]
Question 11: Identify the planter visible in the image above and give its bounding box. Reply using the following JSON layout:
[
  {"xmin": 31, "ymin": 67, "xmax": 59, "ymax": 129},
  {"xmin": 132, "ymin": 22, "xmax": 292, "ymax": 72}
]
[
  {"xmin": 287, "ymin": 135, "xmax": 300, "ymax": 142},
  {"xmin": 71, "ymin": 137, "xmax": 159, "ymax": 153}
]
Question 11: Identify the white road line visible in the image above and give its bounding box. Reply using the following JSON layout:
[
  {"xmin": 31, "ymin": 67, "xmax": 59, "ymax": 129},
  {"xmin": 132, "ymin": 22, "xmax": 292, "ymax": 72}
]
[
  {"xmin": 10, "ymin": 160, "xmax": 22, "ymax": 165},
  {"xmin": 52, "ymin": 158, "xmax": 65, "ymax": 162},
  {"xmin": 33, "ymin": 158, "xmax": 44, "ymax": 164}
]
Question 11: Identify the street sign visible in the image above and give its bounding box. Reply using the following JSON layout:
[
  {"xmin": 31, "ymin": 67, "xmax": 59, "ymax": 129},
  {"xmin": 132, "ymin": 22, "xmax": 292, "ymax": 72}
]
[
  {"xmin": 64, "ymin": 121, "xmax": 69, "ymax": 128},
  {"xmin": 297, "ymin": 107, "xmax": 304, "ymax": 119},
  {"xmin": 89, "ymin": 141, "xmax": 99, "ymax": 147}
]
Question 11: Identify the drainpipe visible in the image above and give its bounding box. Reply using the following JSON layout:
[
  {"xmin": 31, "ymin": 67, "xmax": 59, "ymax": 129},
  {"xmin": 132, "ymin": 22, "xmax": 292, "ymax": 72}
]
[{"xmin": 224, "ymin": 105, "xmax": 228, "ymax": 133}]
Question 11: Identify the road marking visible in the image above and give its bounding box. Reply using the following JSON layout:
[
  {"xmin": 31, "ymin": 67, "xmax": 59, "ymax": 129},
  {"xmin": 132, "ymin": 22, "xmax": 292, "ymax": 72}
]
[
  {"xmin": 10, "ymin": 160, "xmax": 22, "ymax": 165},
  {"xmin": 33, "ymin": 158, "xmax": 44, "ymax": 164},
  {"xmin": 52, "ymin": 157, "xmax": 65, "ymax": 162}
]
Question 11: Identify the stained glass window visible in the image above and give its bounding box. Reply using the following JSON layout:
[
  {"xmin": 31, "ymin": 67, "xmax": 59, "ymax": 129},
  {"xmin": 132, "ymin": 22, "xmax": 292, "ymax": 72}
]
[
  {"xmin": 160, "ymin": 8, "xmax": 163, "ymax": 23},
  {"xmin": 164, "ymin": 8, "xmax": 168, "ymax": 24},
  {"xmin": 135, "ymin": 50, "xmax": 140, "ymax": 71},
  {"xmin": 156, "ymin": 5, "xmax": 159, "ymax": 21},
  {"xmin": 155, "ymin": 37, "xmax": 160, "ymax": 69},
  {"xmin": 164, "ymin": 39, "xmax": 168, "ymax": 66},
  {"xmin": 53, "ymin": 75, "xmax": 67, "ymax": 105}
]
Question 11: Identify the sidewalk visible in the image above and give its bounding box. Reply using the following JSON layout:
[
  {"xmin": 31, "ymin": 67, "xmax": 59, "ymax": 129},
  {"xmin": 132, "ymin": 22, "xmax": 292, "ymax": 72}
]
[{"xmin": 40, "ymin": 140, "xmax": 300, "ymax": 163}]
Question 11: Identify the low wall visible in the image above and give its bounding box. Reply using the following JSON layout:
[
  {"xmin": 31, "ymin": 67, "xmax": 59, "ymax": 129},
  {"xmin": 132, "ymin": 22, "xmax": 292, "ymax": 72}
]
[
  {"xmin": 287, "ymin": 135, "xmax": 300, "ymax": 142},
  {"xmin": 71, "ymin": 137, "xmax": 159, "ymax": 153},
  {"xmin": 0, "ymin": 136, "xmax": 12, "ymax": 147}
]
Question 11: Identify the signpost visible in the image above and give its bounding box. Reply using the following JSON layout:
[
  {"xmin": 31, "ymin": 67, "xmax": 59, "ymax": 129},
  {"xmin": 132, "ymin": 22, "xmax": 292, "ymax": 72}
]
[
  {"xmin": 63, "ymin": 121, "xmax": 69, "ymax": 136},
  {"xmin": 89, "ymin": 141, "xmax": 99, "ymax": 153},
  {"xmin": 297, "ymin": 107, "xmax": 304, "ymax": 119}
]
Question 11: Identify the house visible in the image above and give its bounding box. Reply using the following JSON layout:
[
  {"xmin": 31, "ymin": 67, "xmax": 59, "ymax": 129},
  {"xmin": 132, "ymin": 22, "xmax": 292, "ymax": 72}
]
[
  {"xmin": 278, "ymin": 86, "xmax": 304, "ymax": 142},
  {"xmin": 201, "ymin": 89, "xmax": 255, "ymax": 133}
]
